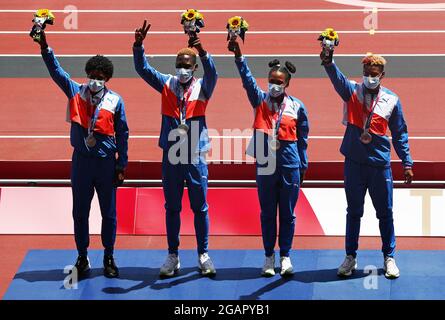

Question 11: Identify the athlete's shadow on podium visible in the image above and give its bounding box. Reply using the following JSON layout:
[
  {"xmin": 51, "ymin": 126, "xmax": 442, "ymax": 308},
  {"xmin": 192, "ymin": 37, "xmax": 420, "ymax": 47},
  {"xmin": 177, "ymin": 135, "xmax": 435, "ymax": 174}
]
[
  {"xmin": 14, "ymin": 266, "xmax": 218, "ymax": 295},
  {"xmin": 106, "ymin": 267, "xmax": 263, "ymax": 295},
  {"xmin": 14, "ymin": 266, "xmax": 377, "ymax": 299},
  {"xmin": 147, "ymin": 267, "xmax": 375, "ymax": 300},
  {"xmin": 102, "ymin": 266, "xmax": 199, "ymax": 294},
  {"xmin": 13, "ymin": 267, "xmax": 178, "ymax": 294},
  {"xmin": 14, "ymin": 266, "xmax": 265, "ymax": 295},
  {"xmin": 238, "ymin": 268, "xmax": 382, "ymax": 300}
]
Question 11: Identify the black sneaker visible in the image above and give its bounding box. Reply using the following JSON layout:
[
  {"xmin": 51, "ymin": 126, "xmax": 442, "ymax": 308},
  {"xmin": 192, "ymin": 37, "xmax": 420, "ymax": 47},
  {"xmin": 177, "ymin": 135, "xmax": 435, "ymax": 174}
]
[
  {"xmin": 74, "ymin": 255, "xmax": 91, "ymax": 277},
  {"xmin": 103, "ymin": 255, "xmax": 119, "ymax": 278}
]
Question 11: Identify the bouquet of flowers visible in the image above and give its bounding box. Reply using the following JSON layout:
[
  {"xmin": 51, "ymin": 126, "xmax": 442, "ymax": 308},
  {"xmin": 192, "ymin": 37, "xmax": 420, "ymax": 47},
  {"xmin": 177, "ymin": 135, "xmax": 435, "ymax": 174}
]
[
  {"xmin": 318, "ymin": 28, "xmax": 339, "ymax": 64},
  {"xmin": 181, "ymin": 9, "xmax": 205, "ymax": 36},
  {"xmin": 226, "ymin": 16, "xmax": 249, "ymax": 42},
  {"xmin": 29, "ymin": 9, "xmax": 55, "ymax": 42},
  {"xmin": 318, "ymin": 28, "xmax": 339, "ymax": 50}
]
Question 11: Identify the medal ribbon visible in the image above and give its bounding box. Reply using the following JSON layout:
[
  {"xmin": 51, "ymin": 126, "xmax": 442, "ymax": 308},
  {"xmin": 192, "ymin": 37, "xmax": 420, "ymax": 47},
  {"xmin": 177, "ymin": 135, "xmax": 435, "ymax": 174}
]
[
  {"xmin": 178, "ymin": 79, "xmax": 195, "ymax": 125},
  {"xmin": 88, "ymin": 104, "xmax": 102, "ymax": 135},
  {"xmin": 88, "ymin": 89, "xmax": 106, "ymax": 135},
  {"xmin": 363, "ymin": 91, "xmax": 380, "ymax": 133},
  {"xmin": 272, "ymin": 97, "xmax": 287, "ymax": 139}
]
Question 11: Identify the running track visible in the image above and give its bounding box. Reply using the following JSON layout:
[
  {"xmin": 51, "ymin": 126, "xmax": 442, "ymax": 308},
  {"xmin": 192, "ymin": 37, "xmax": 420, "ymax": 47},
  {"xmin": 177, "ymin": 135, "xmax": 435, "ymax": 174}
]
[
  {"xmin": 0, "ymin": 0, "xmax": 445, "ymax": 301},
  {"xmin": 0, "ymin": 0, "xmax": 444, "ymax": 163}
]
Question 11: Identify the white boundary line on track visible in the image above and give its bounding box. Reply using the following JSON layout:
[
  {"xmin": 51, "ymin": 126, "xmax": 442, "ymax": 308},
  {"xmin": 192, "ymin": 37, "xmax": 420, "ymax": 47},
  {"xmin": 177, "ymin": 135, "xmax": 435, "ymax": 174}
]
[
  {"xmin": 325, "ymin": 0, "xmax": 445, "ymax": 10},
  {"xmin": 1, "ymin": 54, "xmax": 445, "ymax": 57},
  {"xmin": 1, "ymin": 9, "xmax": 445, "ymax": 12},
  {"xmin": 0, "ymin": 179, "xmax": 445, "ymax": 184},
  {"xmin": 0, "ymin": 179, "xmax": 443, "ymax": 186},
  {"xmin": 0, "ymin": 135, "xmax": 444, "ymax": 140},
  {"xmin": 2, "ymin": 30, "xmax": 445, "ymax": 35}
]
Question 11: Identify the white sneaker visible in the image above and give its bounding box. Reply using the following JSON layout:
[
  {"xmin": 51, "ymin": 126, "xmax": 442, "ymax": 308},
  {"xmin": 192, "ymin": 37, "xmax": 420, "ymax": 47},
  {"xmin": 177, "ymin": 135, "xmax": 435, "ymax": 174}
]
[
  {"xmin": 198, "ymin": 253, "xmax": 216, "ymax": 276},
  {"xmin": 280, "ymin": 256, "xmax": 293, "ymax": 276},
  {"xmin": 384, "ymin": 257, "xmax": 400, "ymax": 279},
  {"xmin": 261, "ymin": 255, "xmax": 276, "ymax": 277},
  {"xmin": 337, "ymin": 255, "xmax": 357, "ymax": 277},
  {"xmin": 159, "ymin": 253, "xmax": 180, "ymax": 277}
]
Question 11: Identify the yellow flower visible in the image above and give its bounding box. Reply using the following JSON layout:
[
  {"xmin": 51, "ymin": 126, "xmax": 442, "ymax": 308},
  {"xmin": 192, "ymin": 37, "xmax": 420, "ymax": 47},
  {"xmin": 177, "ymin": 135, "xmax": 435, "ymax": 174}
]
[
  {"xmin": 321, "ymin": 28, "xmax": 338, "ymax": 41},
  {"xmin": 228, "ymin": 16, "xmax": 249, "ymax": 30},
  {"xmin": 228, "ymin": 16, "xmax": 241, "ymax": 29},
  {"xmin": 182, "ymin": 9, "xmax": 203, "ymax": 21},
  {"xmin": 35, "ymin": 8, "xmax": 55, "ymax": 21}
]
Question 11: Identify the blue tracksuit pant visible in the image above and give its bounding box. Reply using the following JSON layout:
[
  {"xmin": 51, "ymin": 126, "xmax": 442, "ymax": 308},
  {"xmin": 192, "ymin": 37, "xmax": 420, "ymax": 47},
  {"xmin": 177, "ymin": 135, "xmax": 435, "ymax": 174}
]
[
  {"xmin": 344, "ymin": 158, "xmax": 396, "ymax": 258},
  {"xmin": 256, "ymin": 164, "xmax": 300, "ymax": 257},
  {"xmin": 162, "ymin": 151, "xmax": 209, "ymax": 255},
  {"xmin": 71, "ymin": 151, "xmax": 117, "ymax": 257}
]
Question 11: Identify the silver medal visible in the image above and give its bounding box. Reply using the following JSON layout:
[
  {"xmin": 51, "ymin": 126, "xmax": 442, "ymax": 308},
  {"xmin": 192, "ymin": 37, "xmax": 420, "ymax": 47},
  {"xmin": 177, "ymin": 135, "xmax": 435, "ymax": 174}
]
[
  {"xmin": 177, "ymin": 123, "xmax": 189, "ymax": 135},
  {"xmin": 269, "ymin": 138, "xmax": 281, "ymax": 151}
]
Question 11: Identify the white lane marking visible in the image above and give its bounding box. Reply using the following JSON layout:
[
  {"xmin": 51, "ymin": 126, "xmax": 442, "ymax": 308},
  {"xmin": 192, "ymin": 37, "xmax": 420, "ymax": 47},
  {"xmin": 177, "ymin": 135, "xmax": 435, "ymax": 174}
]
[
  {"xmin": 1, "ymin": 30, "xmax": 445, "ymax": 35},
  {"xmin": 1, "ymin": 54, "xmax": 445, "ymax": 57},
  {"xmin": 1, "ymin": 8, "xmax": 445, "ymax": 12},
  {"xmin": 0, "ymin": 179, "xmax": 443, "ymax": 185},
  {"xmin": 325, "ymin": 0, "xmax": 445, "ymax": 9},
  {"xmin": 0, "ymin": 135, "xmax": 444, "ymax": 140}
]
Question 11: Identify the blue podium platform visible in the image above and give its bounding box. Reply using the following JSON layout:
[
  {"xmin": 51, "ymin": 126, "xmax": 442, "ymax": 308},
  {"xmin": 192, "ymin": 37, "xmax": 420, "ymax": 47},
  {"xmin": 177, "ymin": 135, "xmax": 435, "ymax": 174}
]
[{"xmin": 4, "ymin": 249, "xmax": 445, "ymax": 300}]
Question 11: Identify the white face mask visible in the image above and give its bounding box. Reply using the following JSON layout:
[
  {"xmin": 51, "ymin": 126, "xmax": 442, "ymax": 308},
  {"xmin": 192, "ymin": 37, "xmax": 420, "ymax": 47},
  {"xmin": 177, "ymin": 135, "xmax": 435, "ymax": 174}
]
[
  {"xmin": 363, "ymin": 75, "xmax": 381, "ymax": 90},
  {"xmin": 268, "ymin": 83, "xmax": 285, "ymax": 98},
  {"xmin": 88, "ymin": 79, "xmax": 105, "ymax": 93},
  {"xmin": 176, "ymin": 68, "xmax": 194, "ymax": 84}
]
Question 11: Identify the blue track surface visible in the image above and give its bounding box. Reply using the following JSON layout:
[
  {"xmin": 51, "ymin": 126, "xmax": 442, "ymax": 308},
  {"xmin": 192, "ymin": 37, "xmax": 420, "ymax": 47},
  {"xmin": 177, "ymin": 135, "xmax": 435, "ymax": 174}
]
[{"xmin": 4, "ymin": 249, "xmax": 445, "ymax": 300}]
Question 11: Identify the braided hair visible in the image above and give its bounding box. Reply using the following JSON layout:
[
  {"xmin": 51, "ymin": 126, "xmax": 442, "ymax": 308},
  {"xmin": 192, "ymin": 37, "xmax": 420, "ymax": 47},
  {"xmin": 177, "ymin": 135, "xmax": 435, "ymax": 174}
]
[{"xmin": 268, "ymin": 59, "xmax": 296, "ymax": 85}]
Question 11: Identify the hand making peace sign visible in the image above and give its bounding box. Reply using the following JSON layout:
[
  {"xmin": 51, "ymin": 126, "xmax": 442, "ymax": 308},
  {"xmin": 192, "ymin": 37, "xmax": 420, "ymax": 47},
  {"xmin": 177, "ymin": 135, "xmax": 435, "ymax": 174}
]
[{"xmin": 134, "ymin": 20, "xmax": 151, "ymax": 46}]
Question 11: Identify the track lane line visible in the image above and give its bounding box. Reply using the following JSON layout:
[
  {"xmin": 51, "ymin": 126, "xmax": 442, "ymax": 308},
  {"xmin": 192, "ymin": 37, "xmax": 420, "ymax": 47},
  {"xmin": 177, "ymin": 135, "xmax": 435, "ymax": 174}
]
[
  {"xmin": 2, "ymin": 30, "xmax": 445, "ymax": 35},
  {"xmin": 1, "ymin": 9, "xmax": 445, "ymax": 13},
  {"xmin": 1, "ymin": 135, "xmax": 445, "ymax": 140},
  {"xmin": 2, "ymin": 54, "xmax": 445, "ymax": 57}
]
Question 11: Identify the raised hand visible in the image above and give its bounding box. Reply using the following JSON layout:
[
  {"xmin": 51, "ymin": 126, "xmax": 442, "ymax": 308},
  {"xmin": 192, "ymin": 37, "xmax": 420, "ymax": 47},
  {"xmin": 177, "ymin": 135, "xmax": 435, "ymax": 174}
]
[
  {"xmin": 33, "ymin": 29, "xmax": 48, "ymax": 50},
  {"xmin": 134, "ymin": 20, "xmax": 151, "ymax": 47},
  {"xmin": 320, "ymin": 46, "xmax": 334, "ymax": 65},
  {"xmin": 188, "ymin": 34, "xmax": 206, "ymax": 56},
  {"xmin": 227, "ymin": 39, "xmax": 242, "ymax": 58}
]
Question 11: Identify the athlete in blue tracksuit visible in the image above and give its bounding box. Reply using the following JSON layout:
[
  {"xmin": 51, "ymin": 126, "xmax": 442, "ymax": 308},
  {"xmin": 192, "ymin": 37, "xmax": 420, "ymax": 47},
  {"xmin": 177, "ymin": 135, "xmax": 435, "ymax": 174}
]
[
  {"xmin": 229, "ymin": 39, "xmax": 309, "ymax": 277},
  {"xmin": 36, "ymin": 31, "xmax": 129, "ymax": 278},
  {"xmin": 320, "ymin": 47, "xmax": 414, "ymax": 279},
  {"xmin": 132, "ymin": 21, "xmax": 218, "ymax": 276}
]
